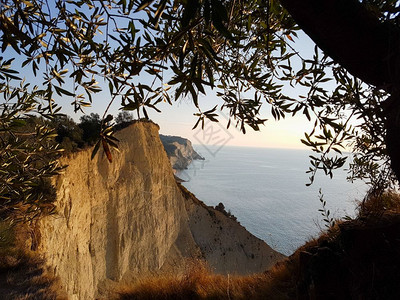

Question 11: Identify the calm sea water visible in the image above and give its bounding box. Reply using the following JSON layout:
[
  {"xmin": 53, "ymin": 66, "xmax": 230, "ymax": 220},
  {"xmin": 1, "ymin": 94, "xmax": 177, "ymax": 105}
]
[{"xmin": 177, "ymin": 146, "xmax": 368, "ymax": 256}]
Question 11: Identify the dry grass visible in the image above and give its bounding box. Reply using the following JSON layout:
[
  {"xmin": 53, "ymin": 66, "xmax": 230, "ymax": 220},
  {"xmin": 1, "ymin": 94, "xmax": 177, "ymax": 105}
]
[
  {"xmin": 116, "ymin": 191, "xmax": 400, "ymax": 300},
  {"xmin": 358, "ymin": 190, "xmax": 400, "ymax": 216},
  {"xmin": 116, "ymin": 259, "xmax": 297, "ymax": 300}
]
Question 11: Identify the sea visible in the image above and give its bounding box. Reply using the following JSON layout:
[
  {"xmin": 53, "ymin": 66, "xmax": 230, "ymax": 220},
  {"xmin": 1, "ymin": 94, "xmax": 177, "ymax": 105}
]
[{"xmin": 176, "ymin": 145, "xmax": 368, "ymax": 256}]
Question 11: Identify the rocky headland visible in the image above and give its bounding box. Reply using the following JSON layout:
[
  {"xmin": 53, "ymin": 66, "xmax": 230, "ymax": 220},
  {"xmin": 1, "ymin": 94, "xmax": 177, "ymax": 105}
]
[{"xmin": 159, "ymin": 134, "xmax": 204, "ymax": 170}]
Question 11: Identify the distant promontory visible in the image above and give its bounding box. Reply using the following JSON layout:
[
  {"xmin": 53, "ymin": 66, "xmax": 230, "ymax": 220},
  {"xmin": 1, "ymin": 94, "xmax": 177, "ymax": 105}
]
[{"xmin": 160, "ymin": 134, "xmax": 204, "ymax": 170}]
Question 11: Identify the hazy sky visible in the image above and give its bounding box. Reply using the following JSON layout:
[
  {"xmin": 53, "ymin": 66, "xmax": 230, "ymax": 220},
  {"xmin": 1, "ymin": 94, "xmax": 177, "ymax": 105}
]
[
  {"xmin": 61, "ymin": 32, "xmax": 319, "ymax": 149},
  {"xmin": 146, "ymin": 96, "xmax": 314, "ymax": 149},
  {"xmin": 24, "ymin": 30, "xmax": 320, "ymax": 149}
]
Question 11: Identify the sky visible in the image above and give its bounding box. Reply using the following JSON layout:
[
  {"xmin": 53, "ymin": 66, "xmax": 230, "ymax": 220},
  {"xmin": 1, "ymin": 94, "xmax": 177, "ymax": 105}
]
[
  {"xmin": 54, "ymin": 31, "xmax": 320, "ymax": 150},
  {"xmin": 3, "ymin": 12, "xmax": 320, "ymax": 150},
  {"xmin": 64, "ymin": 75, "xmax": 316, "ymax": 150},
  {"xmin": 142, "ymin": 96, "xmax": 314, "ymax": 149}
]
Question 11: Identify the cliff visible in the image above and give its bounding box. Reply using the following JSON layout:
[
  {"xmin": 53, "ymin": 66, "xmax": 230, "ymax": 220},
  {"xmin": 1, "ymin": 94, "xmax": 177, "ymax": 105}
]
[
  {"xmin": 37, "ymin": 122, "xmax": 284, "ymax": 299},
  {"xmin": 159, "ymin": 134, "xmax": 204, "ymax": 170}
]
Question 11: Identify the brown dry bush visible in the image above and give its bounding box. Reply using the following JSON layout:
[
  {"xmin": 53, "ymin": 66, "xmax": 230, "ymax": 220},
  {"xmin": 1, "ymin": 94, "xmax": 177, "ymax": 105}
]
[{"xmin": 116, "ymin": 259, "xmax": 296, "ymax": 300}]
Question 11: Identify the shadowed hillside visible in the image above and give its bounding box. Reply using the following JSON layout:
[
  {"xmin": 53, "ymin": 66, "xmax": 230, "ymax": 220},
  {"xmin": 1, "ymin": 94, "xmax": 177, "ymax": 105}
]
[{"xmin": 0, "ymin": 223, "xmax": 66, "ymax": 300}]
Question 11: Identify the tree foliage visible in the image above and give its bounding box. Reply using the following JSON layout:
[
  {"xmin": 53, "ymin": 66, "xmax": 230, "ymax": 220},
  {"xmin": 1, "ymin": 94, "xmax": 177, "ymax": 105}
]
[
  {"xmin": 1, "ymin": 0, "xmax": 400, "ymax": 222},
  {"xmin": 0, "ymin": 100, "xmax": 61, "ymax": 222},
  {"xmin": 50, "ymin": 115, "xmax": 84, "ymax": 151},
  {"xmin": 115, "ymin": 111, "xmax": 134, "ymax": 125},
  {"xmin": 79, "ymin": 113, "xmax": 102, "ymax": 145}
]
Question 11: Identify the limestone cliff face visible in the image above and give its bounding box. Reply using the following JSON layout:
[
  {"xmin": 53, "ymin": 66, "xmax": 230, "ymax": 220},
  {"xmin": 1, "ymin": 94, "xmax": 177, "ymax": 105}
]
[
  {"xmin": 159, "ymin": 134, "xmax": 204, "ymax": 170},
  {"xmin": 38, "ymin": 122, "xmax": 284, "ymax": 299}
]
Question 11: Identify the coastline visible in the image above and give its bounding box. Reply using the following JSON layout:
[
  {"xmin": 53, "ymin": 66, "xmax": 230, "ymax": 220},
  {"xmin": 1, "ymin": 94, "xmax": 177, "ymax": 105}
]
[{"xmin": 178, "ymin": 145, "xmax": 367, "ymax": 255}]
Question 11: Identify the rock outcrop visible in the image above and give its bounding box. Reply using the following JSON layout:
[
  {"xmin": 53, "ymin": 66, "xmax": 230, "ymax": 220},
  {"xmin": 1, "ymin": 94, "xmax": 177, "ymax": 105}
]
[
  {"xmin": 159, "ymin": 134, "xmax": 204, "ymax": 170},
  {"xmin": 38, "ymin": 121, "xmax": 284, "ymax": 299}
]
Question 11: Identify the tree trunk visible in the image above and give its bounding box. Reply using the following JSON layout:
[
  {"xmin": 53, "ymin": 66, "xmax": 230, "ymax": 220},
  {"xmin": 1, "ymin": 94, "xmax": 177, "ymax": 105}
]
[
  {"xmin": 383, "ymin": 95, "xmax": 400, "ymax": 182},
  {"xmin": 280, "ymin": 0, "xmax": 400, "ymax": 181},
  {"xmin": 279, "ymin": 0, "xmax": 400, "ymax": 89}
]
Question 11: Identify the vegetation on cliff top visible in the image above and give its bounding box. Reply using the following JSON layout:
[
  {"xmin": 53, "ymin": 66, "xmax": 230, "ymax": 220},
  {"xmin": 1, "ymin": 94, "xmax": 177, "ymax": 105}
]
[{"xmin": 0, "ymin": 111, "xmax": 128, "ymax": 223}]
